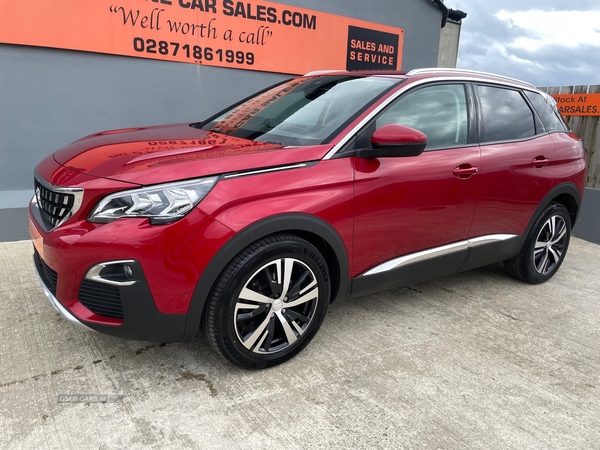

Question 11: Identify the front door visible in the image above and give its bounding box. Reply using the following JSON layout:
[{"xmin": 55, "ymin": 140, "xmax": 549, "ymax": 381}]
[{"xmin": 352, "ymin": 83, "xmax": 481, "ymax": 280}]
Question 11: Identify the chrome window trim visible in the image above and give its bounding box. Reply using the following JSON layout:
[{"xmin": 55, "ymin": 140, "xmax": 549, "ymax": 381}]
[
  {"xmin": 322, "ymin": 76, "xmax": 544, "ymax": 161},
  {"xmin": 360, "ymin": 234, "xmax": 518, "ymax": 277},
  {"xmin": 84, "ymin": 260, "xmax": 137, "ymax": 286}
]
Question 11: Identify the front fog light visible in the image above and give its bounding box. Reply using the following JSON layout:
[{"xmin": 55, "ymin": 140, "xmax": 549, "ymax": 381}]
[
  {"xmin": 123, "ymin": 265, "xmax": 133, "ymax": 278},
  {"xmin": 89, "ymin": 176, "xmax": 218, "ymax": 224}
]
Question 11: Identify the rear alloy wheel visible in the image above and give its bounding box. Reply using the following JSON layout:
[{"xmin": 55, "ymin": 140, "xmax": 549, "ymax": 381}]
[
  {"xmin": 204, "ymin": 234, "xmax": 330, "ymax": 369},
  {"xmin": 504, "ymin": 203, "xmax": 571, "ymax": 284},
  {"xmin": 533, "ymin": 214, "xmax": 568, "ymax": 276}
]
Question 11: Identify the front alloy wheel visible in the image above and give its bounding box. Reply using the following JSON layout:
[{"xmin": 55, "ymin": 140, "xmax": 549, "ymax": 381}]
[
  {"xmin": 235, "ymin": 257, "xmax": 319, "ymax": 354},
  {"xmin": 204, "ymin": 234, "xmax": 330, "ymax": 369}
]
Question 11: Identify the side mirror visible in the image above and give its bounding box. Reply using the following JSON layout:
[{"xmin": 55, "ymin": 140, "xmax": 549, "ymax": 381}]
[{"xmin": 356, "ymin": 124, "xmax": 427, "ymax": 158}]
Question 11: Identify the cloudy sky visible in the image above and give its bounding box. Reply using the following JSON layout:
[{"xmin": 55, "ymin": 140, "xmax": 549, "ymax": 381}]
[{"xmin": 449, "ymin": 0, "xmax": 600, "ymax": 87}]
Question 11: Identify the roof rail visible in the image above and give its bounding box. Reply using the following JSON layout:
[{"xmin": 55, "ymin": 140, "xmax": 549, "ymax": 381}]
[
  {"xmin": 304, "ymin": 69, "xmax": 347, "ymax": 76},
  {"xmin": 406, "ymin": 68, "xmax": 536, "ymax": 89}
]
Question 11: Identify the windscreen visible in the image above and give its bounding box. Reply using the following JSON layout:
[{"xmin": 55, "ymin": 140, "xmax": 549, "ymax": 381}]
[{"xmin": 200, "ymin": 75, "xmax": 401, "ymax": 146}]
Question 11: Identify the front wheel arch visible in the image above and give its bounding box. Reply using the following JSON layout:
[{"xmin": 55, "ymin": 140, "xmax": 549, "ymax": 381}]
[
  {"xmin": 203, "ymin": 234, "xmax": 331, "ymax": 368},
  {"xmin": 182, "ymin": 213, "xmax": 350, "ymax": 341}
]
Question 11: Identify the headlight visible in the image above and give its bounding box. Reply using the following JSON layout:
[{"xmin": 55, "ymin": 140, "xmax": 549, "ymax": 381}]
[{"xmin": 88, "ymin": 177, "xmax": 218, "ymax": 224}]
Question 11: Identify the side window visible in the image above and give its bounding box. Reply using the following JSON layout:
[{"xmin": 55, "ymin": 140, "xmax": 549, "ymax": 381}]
[
  {"xmin": 376, "ymin": 84, "xmax": 468, "ymax": 150},
  {"xmin": 524, "ymin": 91, "xmax": 569, "ymax": 132},
  {"xmin": 478, "ymin": 85, "xmax": 535, "ymax": 143}
]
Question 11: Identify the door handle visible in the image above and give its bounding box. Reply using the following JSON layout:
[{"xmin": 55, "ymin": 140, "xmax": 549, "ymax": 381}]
[
  {"xmin": 531, "ymin": 156, "xmax": 550, "ymax": 168},
  {"xmin": 453, "ymin": 165, "xmax": 478, "ymax": 179}
]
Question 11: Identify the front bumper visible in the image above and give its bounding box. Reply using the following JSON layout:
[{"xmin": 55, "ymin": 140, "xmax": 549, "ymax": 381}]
[
  {"xmin": 29, "ymin": 157, "xmax": 237, "ymax": 342},
  {"xmin": 33, "ymin": 255, "xmax": 96, "ymax": 333},
  {"xmin": 33, "ymin": 249, "xmax": 189, "ymax": 342}
]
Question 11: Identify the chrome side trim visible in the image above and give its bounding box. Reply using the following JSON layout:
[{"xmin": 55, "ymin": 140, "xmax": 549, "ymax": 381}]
[
  {"xmin": 467, "ymin": 234, "xmax": 517, "ymax": 247},
  {"xmin": 34, "ymin": 259, "xmax": 96, "ymax": 332},
  {"xmin": 362, "ymin": 241, "xmax": 469, "ymax": 276},
  {"xmin": 360, "ymin": 234, "xmax": 518, "ymax": 277},
  {"xmin": 34, "ymin": 170, "xmax": 84, "ymax": 231},
  {"xmin": 406, "ymin": 68, "xmax": 536, "ymax": 89},
  {"xmin": 223, "ymin": 163, "xmax": 311, "ymax": 180},
  {"xmin": 322, "ymin": 75, "xmax": 542, "ymax": 161},
  {"xmin": 85, "ymin": 260, "xmax": 137, "ymax": 286}
]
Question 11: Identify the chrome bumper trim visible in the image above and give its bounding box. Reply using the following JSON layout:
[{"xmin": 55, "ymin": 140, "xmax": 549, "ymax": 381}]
[
  {"xmin": 34, "ymin": 259, "xmax": 96, "ymax": 332},
  {"xmin": 84, "ymin": 260, "xmax": 137, "ymax": 286}
]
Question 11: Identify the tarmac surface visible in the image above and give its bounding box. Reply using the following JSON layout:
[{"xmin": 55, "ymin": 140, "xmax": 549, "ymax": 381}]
[{"xmin": 1, "ymin": 238, "xmax": 599, "ymax": 449}]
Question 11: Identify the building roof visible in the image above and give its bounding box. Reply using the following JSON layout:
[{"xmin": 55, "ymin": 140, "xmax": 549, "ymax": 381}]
[{"xmin": 429, "ymin": 1, "xmax": 468, "ymax": 27}]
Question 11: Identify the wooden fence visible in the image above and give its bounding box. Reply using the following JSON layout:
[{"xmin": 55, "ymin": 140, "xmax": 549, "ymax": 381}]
[{"xmin": 538, "ymin": 85, "xmax": 600, "ymax": 189}]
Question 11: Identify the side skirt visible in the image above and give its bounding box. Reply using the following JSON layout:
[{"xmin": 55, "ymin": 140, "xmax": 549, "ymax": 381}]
[{"xmin": 350, "ymin": 234, "xmax": 523, "ymax": 299}]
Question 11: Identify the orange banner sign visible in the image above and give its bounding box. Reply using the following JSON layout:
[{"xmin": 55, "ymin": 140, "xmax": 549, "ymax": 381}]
[
  {"xmin": 550, "ymin": 93, "xmax": 600, "ymax": 116},
  {"xmin": 0, "ymin": 0, "xmax": 404, "ymax": 75}
]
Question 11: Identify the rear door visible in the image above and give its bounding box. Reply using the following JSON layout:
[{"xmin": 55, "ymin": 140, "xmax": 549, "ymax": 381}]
[{"xmin": 469, "ymin": 84, "xmax": 556, "ymax": 239}]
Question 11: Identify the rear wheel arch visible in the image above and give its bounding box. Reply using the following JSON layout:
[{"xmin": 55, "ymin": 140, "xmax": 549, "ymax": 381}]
[
  {"xmin": 523, "ymin": 182, "xmax": 581, "ymax": 239},
  {"xmin": 550, "ymin": 192, "xmax": 579, "ymax": 229},
  {"xmin": 182, "ymin": 213, "xmax": 350, "ymax": 340},
  {"xmin": 504, "ymin": 182, "xmax": 581, "ymax": 282}
]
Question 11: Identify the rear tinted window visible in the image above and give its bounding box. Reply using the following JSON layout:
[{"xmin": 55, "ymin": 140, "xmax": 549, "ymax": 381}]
[
  {"xmin": 478, "ymin": 85, "xmax": 535, "ymax": 143},
  {"xmin": 524, "ymin": 91, "xmax": 568, "ymax": 132}
]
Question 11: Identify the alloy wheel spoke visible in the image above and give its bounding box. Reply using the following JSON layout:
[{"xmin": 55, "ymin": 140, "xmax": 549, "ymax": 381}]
[
  {"xmin": 536, "ymin": 250, "xmax": 549, "ymax": 273},
  {"xmin": 280, "ymin": 258, "xmax": 295, "ymax": 299},
  {"xmin": 261, "ymin": 316, "xmax": 276, "ymax": 352},
  {"xmin": 548, "ymin": 246, "xmax": 562, "ymax": 264},
  {"xmin": 542, "ymin": 252, "xmax": 553, "ymax": 273},
  {"xmin": 264, "ymin": 266, "xmax": 281, "ymax": 298},
  {"xmin": 252, "ymin": 328, "xmax": 270, "ymax": 354},
  {"xmin": 277, "ymin": 312, "xmax": 298, "ymax": 346},
  {"xmin": 239, "ymin": 287, "xmax": 273, "ymax": 304},
  {"xmin": 291, "ymin": 320, "xmax": 304, "ymax": 335},
  {"xmin": 284, "ymin": 286, "xmax": 318, "ymax": 308},
  {"xmin": 242, "ymin": 314, "xmax": 272, "ymax": 350},
  {"xmin": 551, "ymin": 224, "xmax": 566, "ymax": 244},
  {"xmin": 286, "ymin": 270, "xmax": 310, "ymax": 298},
  {"xmin": 299, "ymin": 279, "xmax": 317, "ymax": 296},
  {"xmin": 285, "ymin": 309, "xmax": 309, "ymax": 324},
  {"xmin": 236, "ymin": 304, "xmax": 268, "ymax": 322}
]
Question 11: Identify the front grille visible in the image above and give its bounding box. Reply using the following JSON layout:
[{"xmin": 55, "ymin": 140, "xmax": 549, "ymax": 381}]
[
  {"xmin": 78, "ymin": 280, "xmax": 124, "ymax": 319},
  {"xmin": 35, "ymin": 178, "xmax": 76, "ymax": 230},
  {"xmin": 34, "ymin": 250, "xmax": 58, "ymax": 295}
]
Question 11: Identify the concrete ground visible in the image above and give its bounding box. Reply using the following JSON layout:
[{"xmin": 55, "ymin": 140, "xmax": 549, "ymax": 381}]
[{"xmin": 0, "ymin": 239, "xmax": 599, "ymax": 450}]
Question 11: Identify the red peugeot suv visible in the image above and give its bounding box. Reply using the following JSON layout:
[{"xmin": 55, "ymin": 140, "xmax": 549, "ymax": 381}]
[{"xmin": 29, "ymin": 68, "xmax": 586, "ymax": 368}]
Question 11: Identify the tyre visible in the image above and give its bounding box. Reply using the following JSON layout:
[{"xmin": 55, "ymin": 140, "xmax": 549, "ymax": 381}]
[
  {"xmin": 504, "ymin": 203, "xmax": 571, "ymax": 284},
  {"xmin": 204, "ymin": 234, "xmax": 330, "ymax": 369}
]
